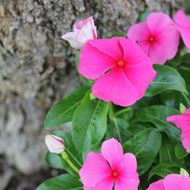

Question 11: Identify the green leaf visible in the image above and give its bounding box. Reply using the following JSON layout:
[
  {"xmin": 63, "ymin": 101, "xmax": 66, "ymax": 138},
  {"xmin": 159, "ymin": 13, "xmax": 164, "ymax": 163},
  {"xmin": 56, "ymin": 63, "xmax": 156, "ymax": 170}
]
[
  {"xmin": 159, "ymin": 135, "xmax": 176, "ymax": 163},
  {"xmin": 36, "ymin": 174, "xmax": 82, "ymax": 190},
  {"xmin": 148, "ymin": 162, "xmax": 180, "ymax": 179},
  {"xmin": 146, "ymin": 64, "xmax": 188, "ymax": 97},
  {"xmin": 175, "ymin": 142, "xmax": 188, "ymax": 159},
  {"xmin": 123, "ymin": 128, "xmax": 161, "ymax": 175},
  {"xmin": 135, "ymin": 105, "xmax": 180, "ymax": 141},
  {"xmin": 44, "ymin": 86, "xmax": 89, "ymax": 129},
  {"xmin": 72, "ymin": 91, "xmax": 109, "ymax": 152}
]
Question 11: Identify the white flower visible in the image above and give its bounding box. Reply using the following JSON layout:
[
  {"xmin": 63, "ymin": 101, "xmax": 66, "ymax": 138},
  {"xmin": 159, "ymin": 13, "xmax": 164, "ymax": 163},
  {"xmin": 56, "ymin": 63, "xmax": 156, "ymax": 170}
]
[
  {"xmin": 62, "ymin": 17, "xmax": 97, "ymax": 49},
  {"xmin": 45, "ymin": 134, "xmax": 64, "ymax": 154}
]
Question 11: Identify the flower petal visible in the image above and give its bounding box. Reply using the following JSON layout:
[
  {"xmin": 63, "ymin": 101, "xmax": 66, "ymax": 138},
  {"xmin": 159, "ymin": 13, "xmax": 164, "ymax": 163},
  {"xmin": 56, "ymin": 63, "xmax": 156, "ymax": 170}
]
[
  {"xmin": 181, "ymin": 129, "xmax": 190, "ymax": 153},
  {"xmin": 92, "ymin": 67, "xmax": 138, "ymax": 107},
  {"xmin": 127, "ymin": 22, "xmax": 150, "ymax": 41},
  {"xmin": 147, "ymin": 180, "xmax": 166, "ymax": 190},
  {"xmin": 174, "ymin": 11, "xmax": 190, "ymax": 48},
  {"xmin": 115, "ymin": 153, "xmax": 139, "ymax": 190},
  {"xmin": 88, "ymin": 37, "xmax": 123, "ymax": 61},
  {"xmin": 79, "ymin": 152, "xmax": 111, "ymax": 187},
  {"xmin": 79, "ymin": 40, "xmax": 115, "ymax": 80},
  {"xmin": 101, "ymin": 138, "xmax": 124, "ymax": 169},
  {"xmin": 174, "ymin": 10, "xmax": 190, "ymax": 28},
  {"xmin": 94, "ymin": 177, "xmax": 113, "ymax": 190},
  {"xmin": 167, "ymin": 114, "xmax": 190, "ymax": 131},
  {"xmin": 147, "ymin": 12, "xmax": 174, "ymax": 33},
  {"xmin": 115, "ymin": 178, "xmax": 139, "ymax": 190},
  {"xmin": 164, "ymin": 174, "xmax": 190, "ymax": 190},
  {"xmin": 119, "ymin": 38, "xmax": 151, "ymax": 66}
]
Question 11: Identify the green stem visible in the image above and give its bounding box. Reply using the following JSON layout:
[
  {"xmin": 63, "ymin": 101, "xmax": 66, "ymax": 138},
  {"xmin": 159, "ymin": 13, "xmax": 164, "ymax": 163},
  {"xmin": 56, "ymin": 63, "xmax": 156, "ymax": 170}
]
[
  {"xmin": 108, "ymin": 103, "xmax": 121, "ymax": 142},
  {"xmin": 61, "ymin": 152, "xmax": 79, "ymax": 173},
  {"xmin": 115, "ymin": 107, "xmax": 132, "ymax": 117},
  {"xmin": 64, "ymin": 147, "xmax": 82, "ymax": 167}
]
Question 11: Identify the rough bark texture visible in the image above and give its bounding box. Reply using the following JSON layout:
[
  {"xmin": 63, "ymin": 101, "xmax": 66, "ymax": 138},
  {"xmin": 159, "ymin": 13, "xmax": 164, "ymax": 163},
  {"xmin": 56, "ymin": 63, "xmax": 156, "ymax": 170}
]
[{"xmin": 0, "ymin": 0, "xmax": 188, "ymax": 188}]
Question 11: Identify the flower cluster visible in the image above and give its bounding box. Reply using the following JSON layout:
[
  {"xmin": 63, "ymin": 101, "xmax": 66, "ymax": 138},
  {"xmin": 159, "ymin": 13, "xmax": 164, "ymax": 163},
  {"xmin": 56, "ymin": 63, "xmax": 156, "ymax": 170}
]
[{"xmin": 39, "ymin": 9, "xmax": 190, "ymax": 190}]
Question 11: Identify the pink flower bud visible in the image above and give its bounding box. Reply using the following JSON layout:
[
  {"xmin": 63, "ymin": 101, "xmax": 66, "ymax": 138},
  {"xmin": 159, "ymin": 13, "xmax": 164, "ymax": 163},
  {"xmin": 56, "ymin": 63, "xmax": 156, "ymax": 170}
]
[
  {"xmin": 45, "ymin": 134, "xmax": 64, "ymax": 154},
  {"xmin": 62, "ymin": 17, "xmax": 97, "ymax": 49}
]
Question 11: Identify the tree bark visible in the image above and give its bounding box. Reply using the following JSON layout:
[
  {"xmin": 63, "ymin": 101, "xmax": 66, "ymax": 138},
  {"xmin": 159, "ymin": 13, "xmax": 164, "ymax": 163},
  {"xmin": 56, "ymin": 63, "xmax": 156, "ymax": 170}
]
[{"xmin": 0, "ymin": 0, "xmax": 187, "ymax": 176}]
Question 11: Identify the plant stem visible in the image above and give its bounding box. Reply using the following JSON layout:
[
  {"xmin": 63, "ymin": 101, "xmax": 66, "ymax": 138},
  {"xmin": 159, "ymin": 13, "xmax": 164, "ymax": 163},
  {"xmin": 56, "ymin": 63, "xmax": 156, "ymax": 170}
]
[
  {"xmin": 65, "ymin": 147, "xmax": 82, "ymax": 167},
  {"xmin": 108, "ymin": 103, "xmax": 121, "ymax": 142},
  {"xmin": 115, "ymin": 107, "xmax": 132, "ymax": 117},
  {"xmin": 61, "ymin": 152, "xmax": 79, "ymax": 173}
]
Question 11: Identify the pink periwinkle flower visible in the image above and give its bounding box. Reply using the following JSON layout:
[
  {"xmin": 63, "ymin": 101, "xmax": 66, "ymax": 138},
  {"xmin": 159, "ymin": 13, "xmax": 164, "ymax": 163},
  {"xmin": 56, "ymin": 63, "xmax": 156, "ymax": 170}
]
[
  {"xmin": 174, "ymin": 10, "xmax": 190, "ymax": 49},
  {"xmin": 79, "ymin": 138, "xmax": 139, "ymax": 190},
  {"xmin": 147, "ymin": 174, "xmax": 190, "ymax": 190},
  {"xmin": 45, "ymin": 134, "xmax": 64, "ymax": 154},
  {"xmin": 127, "ymin": 12, "xmax": 179, "ymax": 64},
  {"xmin": 167, "ymin": 108, "xmax": 190, "ymax": 153},
  {"xmin": 62, "ymin": 17, "xmax": 97, "ymax": 49},
  {"xmin": 79, "ymin": 37, "xmax": 156, "ymax": 107}
]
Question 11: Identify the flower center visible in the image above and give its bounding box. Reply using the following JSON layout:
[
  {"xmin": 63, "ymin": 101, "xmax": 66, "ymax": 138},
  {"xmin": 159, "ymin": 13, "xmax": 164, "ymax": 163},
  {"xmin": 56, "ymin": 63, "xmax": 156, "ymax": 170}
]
[
  {"xmin": 111, "ymin": 170, "xmax": 119, "ymax": 178},
  {"xmin": 148, "ymin": 36, "xmax": 155, "ymax": 43},
  {"xmin": 117, "ymin": 60, "xmax": 125, "ymax": 67}
]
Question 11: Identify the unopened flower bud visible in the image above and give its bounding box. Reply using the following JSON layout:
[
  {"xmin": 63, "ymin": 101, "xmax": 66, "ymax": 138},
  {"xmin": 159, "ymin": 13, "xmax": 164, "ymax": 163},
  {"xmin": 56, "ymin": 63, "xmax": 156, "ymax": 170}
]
[{"xmin": 45, "ymin": 134, "xmax": 64, "ymax": 154}]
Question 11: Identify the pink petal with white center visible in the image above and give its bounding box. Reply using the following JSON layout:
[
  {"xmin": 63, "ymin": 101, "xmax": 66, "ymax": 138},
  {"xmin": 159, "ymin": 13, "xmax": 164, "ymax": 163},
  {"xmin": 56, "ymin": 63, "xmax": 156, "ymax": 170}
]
[
  {"xmin": 164, "ymin": 174, "xmax": 190, "ymax": 190},
  {"xmin": 79, "ymin": 41, "xmax": 114, "ymax": 80},
  {"xmin": 147, "ymin": 12, "xmax": 174, "ymax": 33},
  {"xmin": 101, "ymin": 138, "xmax": 124, "ymax": 169},
  {"xmin": 79, "ymin": 152, "xmax": 111, "ymax": 187},
  {"xmin": 127, "ymin": 22, "xmax": 150, "ymax": 41},
  {"xmin": 147, "ymin": 179, "xmax": 166, "ymax": 190},
  {"xmin": 92, "ymin": 67, "xmax": 138, "ymax": 107}
]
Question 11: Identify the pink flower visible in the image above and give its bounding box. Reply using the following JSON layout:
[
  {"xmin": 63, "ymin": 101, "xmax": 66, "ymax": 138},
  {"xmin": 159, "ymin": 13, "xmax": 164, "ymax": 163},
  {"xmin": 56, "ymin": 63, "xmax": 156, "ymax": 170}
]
[
  {"xmin": 79, "ymin": 138, "xmax": 139, "ymax": 190},
  {"xmin": 62, "ymin": 17, "xmax": 97, "ymax": 49},
  {"xmin": 45, "ymin": 134, "xmax": 64, "ymax": 154},
  {"xmin": 127, "ymin": 12, "xmax": 179, "ymax": 64},
  {"xmin": 174, "ymin": 10, "xmax": 190, "ymax": 48},
  {"xmin": 79, "ymin": 37, "xmax": 156, "ymax": 107},
  {"xmin": 167, "ymin": 108, "xmax": 190, "ymax": 153},
  {"xmin": 147, "ymin": 174, "xmax": 190, "ymax": 190}
]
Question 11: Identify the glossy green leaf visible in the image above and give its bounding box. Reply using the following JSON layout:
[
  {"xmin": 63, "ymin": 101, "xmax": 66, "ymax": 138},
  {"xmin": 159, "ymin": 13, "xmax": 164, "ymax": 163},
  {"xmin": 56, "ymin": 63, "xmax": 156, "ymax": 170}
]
[
  {"xmin": 44, "ymin": 86, "xmax": 88, "ymax": 129},
  {"xmin": 175, "ymin": 142, "xmax": 188, "ymax": 159},
  {"xmin": 36, "ymin": 174, "xmax": 82, "ymax": 190},
  {"xmin": 136, "ymin": 105, "xmax": 180, "ymax": 141},
  {"xmin": 72, "ymin": 92, "xmax": 109, "ymax": 152},
  {"xmin": 159, "ymin": 135, "xmax": 176, "ymax": 163},
  {"xmin": 148, "ymin": 162, "xmax": 180, "ymax": 179},
  {"xmin": 146, "ymin": 64, "xmax": 188, "ymax": 96},
  {"xmin": 123, "ymin": 128, "xmax": 161, "ymax": 175}
]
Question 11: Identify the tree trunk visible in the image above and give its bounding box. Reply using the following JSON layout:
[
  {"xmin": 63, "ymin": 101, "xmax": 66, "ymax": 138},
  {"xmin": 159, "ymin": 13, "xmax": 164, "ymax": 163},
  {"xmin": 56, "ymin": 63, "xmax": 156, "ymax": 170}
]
[{"xmin": 0, "ymin": 0, "xmax": 188, "ymax": 186}]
